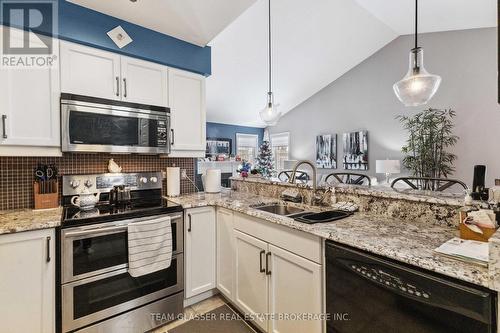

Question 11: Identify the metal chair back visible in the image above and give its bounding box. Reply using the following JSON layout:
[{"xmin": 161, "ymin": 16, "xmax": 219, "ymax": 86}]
[
  {"xmin": 325, "ymin": 172, "xmax": 371, "ymax": 186},
  {"xmin": 278, "ymin": 170, "xmax": 310, "ymax": 183},
  {"xmin": 390, "ymin": 177, "xmax": 468, "ymax": 191}
]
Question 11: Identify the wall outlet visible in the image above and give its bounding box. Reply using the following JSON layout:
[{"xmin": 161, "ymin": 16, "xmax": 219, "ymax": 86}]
[{"xmin": 181, "ymin": 169, "xmax": 188, "ymax": 179}]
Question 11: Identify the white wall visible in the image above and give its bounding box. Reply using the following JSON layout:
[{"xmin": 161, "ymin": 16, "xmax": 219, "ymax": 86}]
[{"xmin": 269, "ymin": 28, "xmax": 500, "ymax": 188}]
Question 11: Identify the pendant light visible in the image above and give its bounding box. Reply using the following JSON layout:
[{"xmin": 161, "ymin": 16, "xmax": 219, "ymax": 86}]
[
  {"xmin": 393, "ymin": 0, "xmax": 441, "ymax": 107},
  {"xmin": 259, "ymin": 0, "xmax": 281, "ymax": 126}
]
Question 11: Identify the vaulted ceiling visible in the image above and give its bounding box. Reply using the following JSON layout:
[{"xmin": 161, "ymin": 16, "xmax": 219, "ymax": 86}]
[
  {"xmin": 355, "ymin": 0, "xmax": 496, "ymax": 35},
  {"xmin": 67, "ymin": 0, "xmax": 497, "ymax": 128},
  {"xmin": 66, "ymin": 0, "xmax": 256, "ymax": 46},
  {"xmin": 206, "ymin": 0, "xmax": 496, "ymax": 127}
]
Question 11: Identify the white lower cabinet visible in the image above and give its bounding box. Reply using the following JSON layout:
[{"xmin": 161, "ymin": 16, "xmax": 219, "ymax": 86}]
[
  {"xmin": 234, "ymin": 230, "xmax": 269, "ymax": 332},
  {"xmin": 268, "ymin": 244, "xmax": 322, "ymax": 333},
  {"xmin": 0, "ymin": 229, "xmax": 55, "ymax": 333},
  {"xmin": 184, "ymin": 207, "xmax": 216, "ymax": 298},
  {"xmin": 230, "ymin": 213, "xmax": 324, "ymax": 333},
  {"xmin": 216, "ymin": 208, "xmax": 234, "ymax": 300}
]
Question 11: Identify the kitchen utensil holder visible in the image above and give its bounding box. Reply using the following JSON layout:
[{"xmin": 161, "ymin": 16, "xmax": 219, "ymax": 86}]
[{"xmin": 34, "ymin": 180, "xmax": 59, "ymax": 209}]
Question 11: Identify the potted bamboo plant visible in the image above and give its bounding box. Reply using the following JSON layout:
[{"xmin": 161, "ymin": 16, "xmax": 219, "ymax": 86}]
[{"xmin": 397, "ymin": 108, "xmax": 459, "ymax": 190}]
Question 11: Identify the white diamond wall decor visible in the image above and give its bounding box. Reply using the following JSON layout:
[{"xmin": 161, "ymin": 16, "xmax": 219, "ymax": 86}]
[{"xmin": 107, "ymin": 26, "xmax": 133, "ymax": 49}]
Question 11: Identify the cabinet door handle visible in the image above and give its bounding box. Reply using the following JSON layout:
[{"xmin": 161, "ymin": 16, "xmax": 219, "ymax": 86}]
[
  {"xmin": 123, "ymin": 78, "xmax": 127, "ymax": 98},
  {"xmin": 115, "ymin": 77, "xmax": 120, "ymax": 96},
  {"xmin": 265, "ymin": 252, "xmax": 271, "ymax": 275},
  {"xmin": 2, "ymin": 115, "xmax": 7, "ymax": 139},
  {"xmin": 46, "ymin": 236, "xmax": 51, "ymax": 262},
  {"xmin": 259, "ymin": 250, "xmax": 266, "ymax": 273},
  {"xmin": 170, "ymin": 128, "xmax": 175, "ymax": 146},
  {"xmin": 187, "ymin": 213, "xmax": 192, "ymax": 232}
]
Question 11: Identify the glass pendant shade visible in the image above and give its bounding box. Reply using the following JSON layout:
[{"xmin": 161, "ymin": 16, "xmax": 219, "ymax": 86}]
[
  {"xmin": 393, "ymin": 47, "xmax": 441, "ymax": 107},
  {"xmin": 259, "ymin": 92, "xmax": 281, "ymax": 126}
]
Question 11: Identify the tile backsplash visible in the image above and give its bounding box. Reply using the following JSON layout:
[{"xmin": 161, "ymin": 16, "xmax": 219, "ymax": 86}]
[{"xmin": 0, "ymin": 154, "xmax": 196, "ymax": 210}]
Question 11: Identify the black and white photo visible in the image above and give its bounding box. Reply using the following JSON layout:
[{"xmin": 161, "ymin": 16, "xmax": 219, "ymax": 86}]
[
  {"xmin": 205, "ymin": 137, "xmax": 232, "ymax": 157},
  {"xmin": 343, "ymin": 131, "xmax": 368, "ymax": 170},
  {"xmin": 316, "ymin": 134, "xmax": 337, "ymax": 169}
]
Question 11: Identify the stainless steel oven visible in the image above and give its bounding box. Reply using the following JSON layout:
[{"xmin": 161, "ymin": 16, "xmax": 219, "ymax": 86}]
[
  {"xmin": 60, "ymin": 213, "xmax": 183, "ymax": 333},
  {"xmin": 61, "ymin": 93, "xmax": 171, "ymax": 154},
  {"xmin": 61, "ymin": 214, "xmax": 183, "ymax": 284}
]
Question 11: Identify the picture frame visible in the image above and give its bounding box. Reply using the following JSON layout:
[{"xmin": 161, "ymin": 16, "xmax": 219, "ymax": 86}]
[
  {"xmin": 206, "ymin": 137, "xmax": 232, "ymax": 157},
  {"xmin": 342, "ymin": 131, "xmax": 368, "ymax": 170},
  {"xmin": 316, "ymin": 134, "xmax": 337, "ymax": 169}
]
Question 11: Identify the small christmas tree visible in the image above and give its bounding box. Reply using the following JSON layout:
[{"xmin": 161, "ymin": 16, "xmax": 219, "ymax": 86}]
[{"xmin": 255, "ymin": 140, "xmax": 275, "ymax": 178}]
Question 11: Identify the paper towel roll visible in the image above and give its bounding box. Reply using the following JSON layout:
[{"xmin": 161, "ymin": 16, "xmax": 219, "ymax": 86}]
[
  {"xmin": 166, "ymin": 167, "xmax": 180, "ymax": 197},
  {"xmin": 204, "ymin": 169, "xmax": 221, "ymax": 193}
]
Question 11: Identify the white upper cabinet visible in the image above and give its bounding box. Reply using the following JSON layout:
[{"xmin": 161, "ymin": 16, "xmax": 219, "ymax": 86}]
[
  {"xmin": 60, "ymin": 41, "xmax": 121, "ymax": 100},
  {"xmin": 168, "ymin": 68, "xmax": 206, "ymax": 155},
  {"xmin": 120, "ymin": 56, "xmax": 168, "ymax": 106},
  {"xmin": 61, "ymin": 42, "xmax": 169, "ymax": 107},
  {"xmin": 3, "ymin": 38, "xmax": 205, "ymax": 155},
  {"xmin": 0, "ymin": 26, "xmax": 60, "ymax": 148}
]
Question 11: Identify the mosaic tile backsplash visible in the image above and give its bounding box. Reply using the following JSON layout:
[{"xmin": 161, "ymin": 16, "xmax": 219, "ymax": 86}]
[{"xmin": 0, "ymin": 154, "xmax": 196, "ymax": 210}]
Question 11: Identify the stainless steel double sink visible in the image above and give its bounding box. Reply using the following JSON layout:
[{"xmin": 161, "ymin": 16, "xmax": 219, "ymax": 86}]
[
  {"xmin": 253, "ymin": 204, "xmax": 305, "ymax": 216},
  {"xmin": 253, "ymin": 204, "xmax": 352, "ymax": 224}
]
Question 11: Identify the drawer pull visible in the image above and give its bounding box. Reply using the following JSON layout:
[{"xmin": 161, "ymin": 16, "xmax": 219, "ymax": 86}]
[
  {"xmin": 2, "ymin": 115, "xmax": 7, "ymax": 139},
  {"xmin": 46, "ymin": 236, "xmax": 51, "ymax": 262},
  {"xmin": 123, "ymin": 78, "xmax": 127, "ymax": 98},
  {"xmin": 265, "ymin": 252, "xmax": 271, "ymax": 275},
  {"xmin": 259, "ymin": 250, "xmax": 265, "ymax": 273}
]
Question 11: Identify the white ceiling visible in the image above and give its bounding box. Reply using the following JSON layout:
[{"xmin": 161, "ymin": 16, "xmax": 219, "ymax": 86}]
[
  {"xmin": 206, "ymin": 0, "xmax": 496, "ymax": 127},
  {"xmin": 66, "ymin": 0, "xmax": 256, "ymax": 46},
  {"xmin": 68, "ymin": 0, "xmax": 497, "ymax": 127},
  {"xmin": 206, "ymin": 0, "xmax": 397, "ymax": 127},
  {"xmin": 354, "ymin": 0, "xmax": 497, "ymax": 35}
]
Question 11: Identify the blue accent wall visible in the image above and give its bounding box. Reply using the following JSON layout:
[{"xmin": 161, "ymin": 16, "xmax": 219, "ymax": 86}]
[
  {"xmin": 1, "ymin": 0, "xmax": 211, "ymax": 75},
  {"xmin": 207, "ymin": 122, "xmax": 265, "ymax": 155}
]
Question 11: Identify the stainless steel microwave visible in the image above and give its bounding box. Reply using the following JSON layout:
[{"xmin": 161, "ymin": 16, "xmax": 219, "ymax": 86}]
[{"xmin": 61, "ymin": 94, "xmax": 171, "ymax": 154}]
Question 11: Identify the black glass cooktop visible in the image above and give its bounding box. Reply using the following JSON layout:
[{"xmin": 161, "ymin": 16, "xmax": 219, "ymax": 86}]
[{"xmin": 62, "ymin": 197, "xmax": 183, "ymax": 228}]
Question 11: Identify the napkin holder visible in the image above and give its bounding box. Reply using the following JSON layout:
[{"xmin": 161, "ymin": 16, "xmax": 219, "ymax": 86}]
[{"xmin": 458, "ymin": 211, "xmax": 497, "ymax": 242}]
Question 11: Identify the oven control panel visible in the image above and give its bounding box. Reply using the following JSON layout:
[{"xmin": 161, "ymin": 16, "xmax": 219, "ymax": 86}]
[{"xmin": 63, "ymin": 172, "xmax": 163, "ymax": 195}]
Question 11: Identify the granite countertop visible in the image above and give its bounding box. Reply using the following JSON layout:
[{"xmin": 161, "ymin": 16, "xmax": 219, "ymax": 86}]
[
  {"xmin": 0, "ymin": 207, "xmax": 63, "ymax": 235},
  {"xmin": 168, "ymin": 190, "xmax": 489, "ymax": 288},
  {"xmin": 230, "ymin": 176, "xmax": 472, "ymax": 207},
  {"xmin": 0, "ymin": 191, "xmax": 489, "ymax": 287}
]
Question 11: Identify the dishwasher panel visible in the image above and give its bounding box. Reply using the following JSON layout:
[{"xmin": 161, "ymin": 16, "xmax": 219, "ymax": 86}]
[{"xmin": 325, "ymin": 241, "xmax": 497, "ymax": 333}]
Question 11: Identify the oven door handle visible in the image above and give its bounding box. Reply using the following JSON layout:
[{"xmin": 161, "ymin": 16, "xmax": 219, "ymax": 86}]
[
  {"xmin": 64, "ymin": 214, "xmax": 183, "ymax": 238},
  {"xmin": 64, "ymin": 225, "xmax": 127, "ymax": 237}
]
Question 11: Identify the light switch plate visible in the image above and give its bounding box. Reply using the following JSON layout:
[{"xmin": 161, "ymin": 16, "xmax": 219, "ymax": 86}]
[{"xmin": 107, "ymin": 25, "xmax": 133, "ymax": 49}]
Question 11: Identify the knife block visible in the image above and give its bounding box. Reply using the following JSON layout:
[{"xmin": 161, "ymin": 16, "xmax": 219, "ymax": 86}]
[{"xmin": 34, "ymin": 180, "xmax": 59, "ymax": 209}]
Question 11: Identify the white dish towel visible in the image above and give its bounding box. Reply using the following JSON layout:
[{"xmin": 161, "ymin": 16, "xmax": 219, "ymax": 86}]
[{"xmin": 128, "ymin": 216, "xmax": 172, "ymax": 278}]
